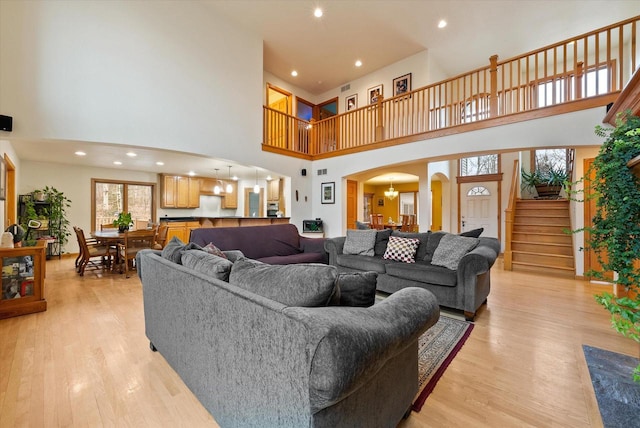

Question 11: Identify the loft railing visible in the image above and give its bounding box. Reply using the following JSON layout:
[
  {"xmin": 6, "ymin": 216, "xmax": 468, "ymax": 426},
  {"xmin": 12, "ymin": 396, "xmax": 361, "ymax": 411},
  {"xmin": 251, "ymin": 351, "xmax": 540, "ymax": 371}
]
[{"xmin": 263, "ymin": 16, "xmax": 640, "ymax": 159}]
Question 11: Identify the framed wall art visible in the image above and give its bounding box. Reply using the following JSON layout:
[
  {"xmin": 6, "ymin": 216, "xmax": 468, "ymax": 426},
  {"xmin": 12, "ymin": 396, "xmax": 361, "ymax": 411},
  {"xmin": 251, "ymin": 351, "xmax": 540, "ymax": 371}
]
[
  {"xmin": 346, "ymin": 94, "xmax": 357, "ymax": 111},
  {"xmin": 368, "ymin": 84, "xmax": 383, "ymax": 105},
  {"xmin": 321, "ymin": 182, "xmax": 335, "ymax": 204},
  {"xmin": 393, "ymin": 73, "xmax": 412, "ymax": 97}
]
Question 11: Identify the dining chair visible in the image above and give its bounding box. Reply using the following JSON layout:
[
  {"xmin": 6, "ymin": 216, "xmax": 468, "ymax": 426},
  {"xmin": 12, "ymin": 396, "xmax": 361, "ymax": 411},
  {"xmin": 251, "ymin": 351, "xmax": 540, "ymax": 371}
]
[
  {"xmin": 100, "ymin": 223, "xmax": 117, "ymax": 231},
  {"xmin": 369, "ymin": 214, "xmax": 384, "ymax": 230},
  {"xmin": 153, "ymin": 224, "xmax": 169, "ymax": 249},
  {"xmin": 74, "ymin": 226, "xmax": 112, "ymax": 276},
  {"xmin": 116, "ymin": 227, "xmax": 157, "ymax": 278},
  {"xmin": 400, "ymin": 214, "xmax": 417, "ymax": 232}
]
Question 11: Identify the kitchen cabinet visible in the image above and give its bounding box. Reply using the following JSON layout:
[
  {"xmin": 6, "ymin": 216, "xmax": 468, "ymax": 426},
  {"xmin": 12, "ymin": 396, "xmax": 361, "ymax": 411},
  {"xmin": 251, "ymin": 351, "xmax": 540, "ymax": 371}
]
[
  {"xmin": 162, "ymin": 220, "xmax": 201, "ymax": 243},
  {"xmin": 267, "ymin": 179, "xmax": 280, "ymax": 202},
  {"xmin": 0, "ymin": 240, "xmax": 47, "ymax": 319},
  {"xmin": 222, "ymin": 182, "xmax": 238, "ymax": 208},
  {"xmin": 161, "ymin": 175, "xmax": 200, "ymax": 208}
]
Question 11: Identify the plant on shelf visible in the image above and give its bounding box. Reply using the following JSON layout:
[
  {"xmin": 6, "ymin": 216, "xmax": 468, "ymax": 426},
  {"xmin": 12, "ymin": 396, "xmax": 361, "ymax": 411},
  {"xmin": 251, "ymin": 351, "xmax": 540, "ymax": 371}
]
[
  {"xmin": 571, "ymin": 112, "xmax": 640, "ymax": 383},
  {"xmin": 113, "ymin": 212, "xmax": 133, "ymax": 232},
  {"xmin": 521, "ymin": 166, "xmax": 569, "ymax": 198}
]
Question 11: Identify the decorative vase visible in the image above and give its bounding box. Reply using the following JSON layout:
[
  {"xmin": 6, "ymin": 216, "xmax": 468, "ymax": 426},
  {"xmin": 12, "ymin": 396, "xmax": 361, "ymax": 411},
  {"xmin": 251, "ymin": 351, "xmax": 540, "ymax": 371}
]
[{"xmin": 118, "ymin": 225, "xmax": 129, "ymax": 233}]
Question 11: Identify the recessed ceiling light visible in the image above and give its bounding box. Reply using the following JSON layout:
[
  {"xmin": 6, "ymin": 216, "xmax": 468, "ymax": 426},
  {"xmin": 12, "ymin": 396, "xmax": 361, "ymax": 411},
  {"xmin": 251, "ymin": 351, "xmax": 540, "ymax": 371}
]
[
  {"xmin": 156, "ymin": 161, "xmax": 164, "ymax": 166},
  {"xmin": 438, "ymin": 20, "xmax": 447, "ymax": 29},
  {"xmin": 314, "ymin": 8, "xmax": 323, "ymax": 18},
  {"xmin": 355, "ymin": 60, "xmax": 362, "ymax": 67},
  {"xmin": 126, "ymin": 152, "xmax": 137, "ymax": 157},
  {"xmin": 113, "ymin": 161, "xmax": 122, "ymax": 165},
  {"xmin": 188, "ymin": 171, "xmax": 196, "ymax": 176},
  {"xmin": 291, "ymin": 70, "xmax": 298, "ymax": 77},
  {"xmin": 74, "ymin": 151, "xmax": 86, "ymax": 156}
]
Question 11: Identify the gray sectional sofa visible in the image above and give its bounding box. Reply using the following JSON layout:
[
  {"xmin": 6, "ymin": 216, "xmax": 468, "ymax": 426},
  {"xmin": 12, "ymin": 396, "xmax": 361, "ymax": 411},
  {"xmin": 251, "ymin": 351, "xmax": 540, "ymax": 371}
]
[
  {"xmin": 324, "ymin": 229, "xmax": 501, "ymax": 320},
  {"xmin": 136, "ymin": 247, "xmax": 440, "ymax": 428}
]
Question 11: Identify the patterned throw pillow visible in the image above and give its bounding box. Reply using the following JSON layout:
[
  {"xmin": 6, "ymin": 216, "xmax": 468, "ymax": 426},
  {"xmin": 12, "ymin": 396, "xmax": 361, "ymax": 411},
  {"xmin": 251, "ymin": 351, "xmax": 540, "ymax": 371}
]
[
  {"xmin": 343, "ymin": 229, "xmax": 377, "ymax": 256},
  {"xmin": 383, "ymin": 235, "xmax": 420, "ymax": 263},
  {"xmin": 431, "ymin": 234, "xmax": 480, "ymax": 270},
  {"xmin": 202, "ymin": 242, "xmax": 228, "ymax": 259}
]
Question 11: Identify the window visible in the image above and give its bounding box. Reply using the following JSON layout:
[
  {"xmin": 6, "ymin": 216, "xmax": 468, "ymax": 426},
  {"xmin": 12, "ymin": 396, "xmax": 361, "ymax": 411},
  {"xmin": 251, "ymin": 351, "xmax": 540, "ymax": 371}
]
[
  {"xmin": 534, "ymin": 149, "xmax": 570, "ymax": 174},
  {"xmin": 399, "ymin": 192, "xmax": 418, "ymax": 216},
  {"xmin": 467, "ymin": 186, "xmax": 491, "ymax": 196},
  {"xmin": 460, "ymin": 154, "xmax": 498, "ymax": 176},
  {"xmin": 536, "ymin": 62, "xmax": 612, "ymax": 107},
  {"xmin": 92, "ymin": 179, "xmax": 155, "ymax": 231}
]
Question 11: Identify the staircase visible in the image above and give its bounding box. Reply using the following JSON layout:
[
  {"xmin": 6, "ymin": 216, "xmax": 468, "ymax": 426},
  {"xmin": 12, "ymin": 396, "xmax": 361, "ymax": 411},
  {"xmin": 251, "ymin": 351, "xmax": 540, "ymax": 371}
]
[{"xmin": 510, "ymin": 199, "xmax": 575, "ymax": 277}]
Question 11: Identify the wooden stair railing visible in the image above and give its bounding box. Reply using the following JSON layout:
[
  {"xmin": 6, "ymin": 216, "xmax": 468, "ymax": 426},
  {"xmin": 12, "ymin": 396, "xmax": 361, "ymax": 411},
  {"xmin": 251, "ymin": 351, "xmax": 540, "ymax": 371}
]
[
  {"xmin": 504, "ymin": 159, "xmax": 519, "ymax": 270},
  {"xmin": 263, "ymin": 16, "xmax": 640, "ymax": 160}
]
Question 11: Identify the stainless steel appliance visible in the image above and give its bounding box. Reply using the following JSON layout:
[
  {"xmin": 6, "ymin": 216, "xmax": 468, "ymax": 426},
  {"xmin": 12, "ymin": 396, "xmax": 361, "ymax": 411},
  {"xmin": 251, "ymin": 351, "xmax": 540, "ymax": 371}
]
[{"xmin": 267, "ymin": 202, "xmax": 279, "ymax": 217}]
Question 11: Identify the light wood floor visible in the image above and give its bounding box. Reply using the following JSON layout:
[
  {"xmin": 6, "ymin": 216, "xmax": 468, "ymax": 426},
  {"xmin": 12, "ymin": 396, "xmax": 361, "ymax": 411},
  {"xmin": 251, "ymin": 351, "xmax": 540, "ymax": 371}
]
[{"xmin": 1, "ymin": 257, "xmax": 637, "ymax": 427}]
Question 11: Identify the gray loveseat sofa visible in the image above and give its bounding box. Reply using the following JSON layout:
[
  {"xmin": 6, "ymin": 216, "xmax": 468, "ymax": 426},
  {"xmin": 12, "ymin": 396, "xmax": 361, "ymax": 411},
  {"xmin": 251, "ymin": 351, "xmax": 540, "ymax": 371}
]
[
  {"xmin": 324, "ymin": 229, "xmax": 500, "ymax": 321},
  {"xmin": 137, "ymin": 248, "xmax": 439, "ymax": 428}
]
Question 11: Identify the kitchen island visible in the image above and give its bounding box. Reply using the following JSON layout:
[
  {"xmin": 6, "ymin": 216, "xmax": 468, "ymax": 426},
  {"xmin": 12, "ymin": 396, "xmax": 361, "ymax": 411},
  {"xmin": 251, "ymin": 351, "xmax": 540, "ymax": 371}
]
[{"xmin": 159, "ymin": 216, "xmax": 290, "ymax": 243}]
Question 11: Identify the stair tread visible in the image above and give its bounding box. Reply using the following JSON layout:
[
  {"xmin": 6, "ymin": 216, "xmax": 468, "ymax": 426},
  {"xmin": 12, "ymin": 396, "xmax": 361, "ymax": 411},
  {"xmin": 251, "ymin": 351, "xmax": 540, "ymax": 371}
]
[
  {"xmin": 511, "ymin": 261, "xmax": 575, "ymax": 271},
  {"xmin": 512, "ymin": 250, "xmax": 573, "ymax": 259},
  {"xmin": 512, "ymin": 240, "xmax": 572, "ymax": 247}
]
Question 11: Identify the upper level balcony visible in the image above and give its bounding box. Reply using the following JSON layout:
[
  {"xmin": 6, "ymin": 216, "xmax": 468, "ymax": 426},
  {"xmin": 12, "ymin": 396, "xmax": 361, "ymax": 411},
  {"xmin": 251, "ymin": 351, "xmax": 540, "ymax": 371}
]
[{"xmin": 263, "ymin": 16, "xmax": 640, "ymax": 160}]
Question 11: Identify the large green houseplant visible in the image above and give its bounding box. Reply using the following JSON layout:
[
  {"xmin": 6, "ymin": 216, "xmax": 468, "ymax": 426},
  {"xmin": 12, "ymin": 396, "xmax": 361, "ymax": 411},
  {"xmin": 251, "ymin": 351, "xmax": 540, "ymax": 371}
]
[
  {"xmin": 579, "ymin": 112, "xmax": 640, "ymax": 382},
  {"xmin": 37, "ymin": 186, "xmax": 72, "ymax": 253}
]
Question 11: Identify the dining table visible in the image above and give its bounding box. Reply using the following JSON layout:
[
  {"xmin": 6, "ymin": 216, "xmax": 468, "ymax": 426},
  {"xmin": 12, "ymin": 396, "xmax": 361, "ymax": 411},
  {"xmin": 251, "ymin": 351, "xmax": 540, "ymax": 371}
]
[{"xmin": 383, "ymin": 223, "xmax": 403, "ymax": 230}]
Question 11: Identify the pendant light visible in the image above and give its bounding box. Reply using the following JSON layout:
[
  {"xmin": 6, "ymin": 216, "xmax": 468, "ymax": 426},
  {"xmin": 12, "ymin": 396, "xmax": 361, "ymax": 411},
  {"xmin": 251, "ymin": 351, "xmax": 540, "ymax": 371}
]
[
  {"xmin": 253, "ymin": 169, "xmax": 260, "ymax": 193},
  {"xmin": 213, "ymin": 169, "xmax": 222, "ymax": 195},
  {"xmin": 226, "ymin": 166, "xmax": 233, "ymax": 193},
  {"xmin": 384, "ymin": 179, "xmax": 398, "ymax": 200}
]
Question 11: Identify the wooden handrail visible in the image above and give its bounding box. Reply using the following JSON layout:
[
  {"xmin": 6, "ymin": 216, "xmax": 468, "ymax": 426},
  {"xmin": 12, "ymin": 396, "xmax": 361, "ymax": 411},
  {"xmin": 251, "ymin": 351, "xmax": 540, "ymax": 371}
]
[
  {"xmin": 263, "ymin": 16, "xmax": 640, "ymax": 159},
  {"xmin": 504, "ymin": 159, "xmax": 520, "ymax": 271}
]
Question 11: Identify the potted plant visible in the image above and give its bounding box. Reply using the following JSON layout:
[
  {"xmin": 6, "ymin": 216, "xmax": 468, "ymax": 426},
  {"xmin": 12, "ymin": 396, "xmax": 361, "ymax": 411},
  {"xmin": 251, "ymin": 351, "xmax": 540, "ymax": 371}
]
[
  {"xmin": 576, "ymin": 112, "xmax": 640, "ymax": 383},
  {"xmin": 113, "ymin": 212, "xmax": 133, "ymax": 232},
  {"xmin": 521, "ymin": 166, "xmax": 569, "ymax": 198},
  {"xmin": 38, "ymin": 186, "xmax": 72, "ymax": 254}
]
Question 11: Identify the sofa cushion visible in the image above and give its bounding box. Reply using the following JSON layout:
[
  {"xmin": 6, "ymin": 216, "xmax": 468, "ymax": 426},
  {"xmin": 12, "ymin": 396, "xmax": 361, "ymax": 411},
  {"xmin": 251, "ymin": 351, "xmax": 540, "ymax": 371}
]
[
  {"xmin": 385, "ymin": 261, "xmax": 458, "ymax": 287},
  {"xmin": 343, "ymin": 229, "xmax": 377, "ymax": 256},
  {"xmin": 202, "ymin": 242, "xmax": 228, "ymax": 259},
  {"xmin": 460, "ymin": 227, "xmax": 484, "ymax": 238},
  {"xmin": 383, "ymin": 236, "xmax": 420, "ymax": 263},
  {"xmin": 337, "ymin": 254, "xmax": 389, "ymax": 273},
  {"xmin": 355, "ymin": 221, "xmax": 370, "ymax": 230},
  {"xmin": 229, "ymin": 258, "xmax": 338, "ymax": 307},
  {"xmin": 431, "ymin": 234, "xmax": 480, "ymax": 270},
  {"xmin": 374, "ymin": 229, "xmax": 392, "ymax": 256},
  {"xmin": 391, "ymin": 231, "xmax": 430, "ymax": 260},
  {"xmin": 423, "ymin": 231, "xmax": 447, "ymax": 262},
  {"xmin": 334, "ymin": 271, "xmax": 378, "ymax": 307},
  {"xmin": 181, "ymin": 249, "xmax": 233, "ymax": 281},
  {"xmin": 258, "ymin": 252, "xmax": 326, "ymax": 265},
  {"xmin": 161, "ymin": 236, "xmax": 202, "ymax": 264}
]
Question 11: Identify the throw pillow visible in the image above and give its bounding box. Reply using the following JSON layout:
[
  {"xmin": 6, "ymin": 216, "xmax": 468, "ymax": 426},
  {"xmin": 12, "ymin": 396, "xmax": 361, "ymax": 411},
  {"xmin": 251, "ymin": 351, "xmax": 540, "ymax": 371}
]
[
  {"xmin": 431, "ymin": 234, "xmax": 480, "ymax": 270},
  {"xmin": 161, "ymin": 236, "xmax": 202, "ymax": 264},
  {"xmin": 343, "ymin": 229, "xmax": 377, "ymax": 256},
  {"xmin": 374, "ymin": 229, "xmax": 392, "ymax": 256},
  {"xmin": 202, "ymin": 242, "xmax": 228, "ymax": 259},
  {"xmin": 460, "ymin": 227, "xmax": 484, "ymax": 238},
  {"xmin": 355, "ymin": 221, "xmax": 370, "ymax": 230},
  {"xmin": 334, "ymin": 271, "xmax": 378, "ymax": 307},
  {"xmin": 392, "ymin": 231, "xmax": 430, "ymax": 260},
  {"xmin": 423, "ymin": 231, "xmax": 447, "ymax": 262},
  {"xmin": 181, "ymin": 250, "xmax": 233, "ymax": 281},
  {"xmin": 383, "ymin": 235, "xmax": 420, "ymax": 263},
  {"xmin": 229, "ymin": 258, "xmax": 338, "ymax": 307}
]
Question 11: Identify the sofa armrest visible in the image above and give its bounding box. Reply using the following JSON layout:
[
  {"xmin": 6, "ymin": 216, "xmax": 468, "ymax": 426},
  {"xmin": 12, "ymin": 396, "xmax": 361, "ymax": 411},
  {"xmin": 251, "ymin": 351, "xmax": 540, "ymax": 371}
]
[
  {"xmin": 283, "ymin": 287, "xmax": 440, "ymax": 412},
  {"xmin": 299, "ymin": 236, "xmax": 328, "ymax": 263},
  {"xmin": 323, "ymin": 236, "xmax": 346, "ymax": 266}
]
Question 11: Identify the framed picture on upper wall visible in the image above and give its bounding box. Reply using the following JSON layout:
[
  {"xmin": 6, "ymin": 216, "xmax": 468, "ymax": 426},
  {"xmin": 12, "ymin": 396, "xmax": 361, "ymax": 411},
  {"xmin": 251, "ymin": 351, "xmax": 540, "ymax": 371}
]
[
  {"xmin": 368, "ymin": 84, "xmax": 383, "ymax": 105},
  {"xmin": 346, "ymin": 94, "xmax": 357, "ymax": 111},
  {"xmin": 0, "ymin": 156, "xmax": 6, "ymax": 201},
  {"xmin": 321, "ymin": 182, "xmax": 335, "ymax": 204},
  {"xmin": 393, "ymin": 73, "xmax": 412, "ymax": 97}
]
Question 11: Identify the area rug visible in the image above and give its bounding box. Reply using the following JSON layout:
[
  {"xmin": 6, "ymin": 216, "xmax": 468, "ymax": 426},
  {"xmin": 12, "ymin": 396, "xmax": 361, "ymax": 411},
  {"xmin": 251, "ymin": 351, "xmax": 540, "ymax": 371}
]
[
  {"xmin": 583, "ymin": 345, "xmax": 640, "ymax": 427},
  {"xmin": 412, "ymin": 315, "xmax": 474, "ymax": 411}
]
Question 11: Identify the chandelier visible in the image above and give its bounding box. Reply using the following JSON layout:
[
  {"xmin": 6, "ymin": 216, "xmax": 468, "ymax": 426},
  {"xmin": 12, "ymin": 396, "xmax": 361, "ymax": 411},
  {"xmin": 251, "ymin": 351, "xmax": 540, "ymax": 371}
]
[{"xmin": 384, "ymin": 180, "xmax": 398, "ymax": 199}]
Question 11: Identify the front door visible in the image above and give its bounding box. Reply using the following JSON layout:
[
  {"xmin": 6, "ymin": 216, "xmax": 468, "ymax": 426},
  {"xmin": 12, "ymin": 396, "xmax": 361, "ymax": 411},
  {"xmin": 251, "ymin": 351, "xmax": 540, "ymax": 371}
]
[{"xmin": 460, "ymin": 182, "xmax": 498, "ymax": 237}]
